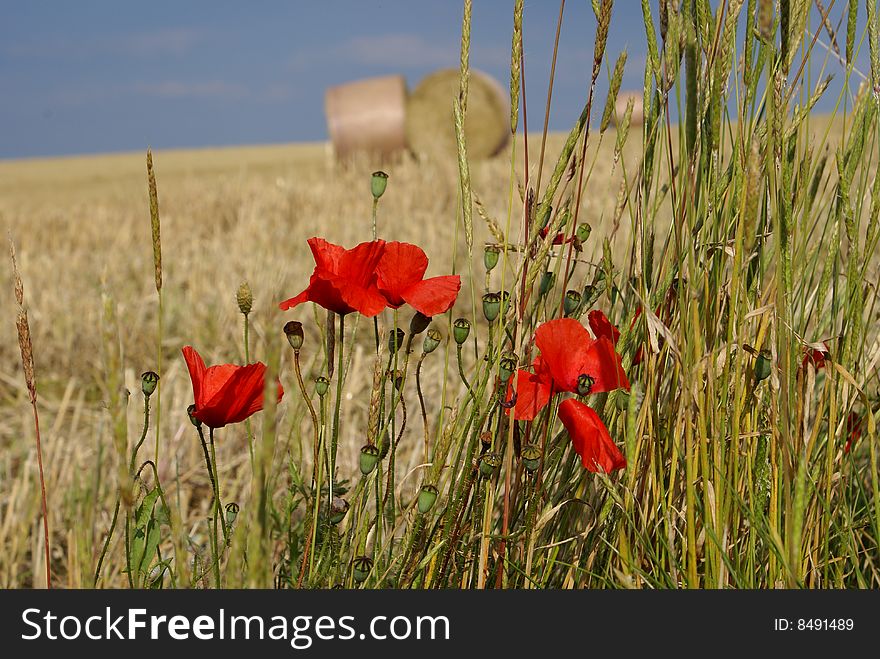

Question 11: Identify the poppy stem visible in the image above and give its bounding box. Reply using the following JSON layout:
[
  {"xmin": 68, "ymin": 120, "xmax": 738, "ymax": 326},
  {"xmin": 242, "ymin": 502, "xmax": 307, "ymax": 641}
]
[
  {"xmin": 243, "ymin": 312, "xmax": 256, "ymax": 470},
  {"xmin": 209, "ymin": 429, "xmax": 229, "ymax": 541},
  {"xmin": 330, "ymin": 313, "xmax": 346, "ymax": 504},
  {"xmin": 196, "ymin": 425, "xmax": 222, "ymax": 587}
]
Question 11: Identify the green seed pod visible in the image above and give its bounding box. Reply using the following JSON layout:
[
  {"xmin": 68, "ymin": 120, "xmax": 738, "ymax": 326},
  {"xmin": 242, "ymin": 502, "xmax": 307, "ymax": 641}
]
[
  {"xmin": 577, "ymin": 373, "xmax": 595, "ymax": 396},
  {"xmin": 352, "ymin": 555, "xmax": 373, "ymax": 583},
  {"xmin": 283, "ymin": 320, "xmax": 304, "ymax": 351},
  {"xmin": 500, "ymin": 290, "xmax": 511, "ymax": 316},
  {"xmin": 521, "ymin": 443, "xmax": 541, "ymax": 473},
  {"xmin": 576, "ymin": 223, "xmax": 592, "ymax": 243},
  {"xmin": 564, "ymin": 290, "xmax": 582, "ymax": 317},
  {"xmin": 423, "ymin": 328, "xmax": 442, "ymax": 354},
  {"xmin": 453, "ymin": 318, "xmax": 471, "ymax": 345},
  {"xmin": 539, "ymin": 271, "xmax": 555, "ymax": 297},
  {"xmin": 371, "ymin": 171, "xmax": 388, "ymax": 199},
  {"xmin": 236, "ymin": 281, "xmax": 253, "ymax": 316},
  {"xmin": 187, "ymin": 404, "xmax": 201, "ymax": 428},
  {"xmin": 329, "ymin": 497, "xmax": 349, "ymax": 524},
  {"xmin": 359, "ymin": 444, "xmax": 380, "ymax": 475},
  {"xmin": 315, "ymin": 376, "xmax": 330, "ymax": 397},
  {"xmin": 409, "ymin": 311, "xmax": 431, "ymax": 336},
  {"xmin": 499, "ymin": 351, "xmax": 517, "ymax": 383},
  {"xmin": 141, "ymin": 370, "xmax": 159, "ymax": 397},
  {"xmin": 482, "ymin": 292, "xmax": 502, "ymax": 322},
  {"xmin": 225, "ymin": 502, "xmax": 240, "ymax": 526},
  {"xmin": 755, "ymin": 350, "xmax": 772, "ymax": 383},
  {"xmin": 479, "ymin": 452, "xmax": 502, "ymax": 479},
  {"xmin": 417, "ymin": 484, "xmax": 439, "ymax": 514},
  {"xmin": 388, "ymin": 328, "xmax": 406, "ymax": 355},
  {"xmin": 484, "ymin": 244, "xmax": 500, "ymax": 272}
]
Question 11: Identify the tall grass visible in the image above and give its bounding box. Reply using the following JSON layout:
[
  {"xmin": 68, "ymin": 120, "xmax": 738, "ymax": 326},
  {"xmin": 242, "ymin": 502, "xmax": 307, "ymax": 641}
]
[{"xmin": 2, "ymin": 0, "xmax": 878, "ymax": 588}]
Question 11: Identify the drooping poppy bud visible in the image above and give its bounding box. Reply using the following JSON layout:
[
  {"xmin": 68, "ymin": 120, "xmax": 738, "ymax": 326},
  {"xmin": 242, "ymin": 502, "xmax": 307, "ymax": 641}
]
[
  {"xmin": 539, "ymin": 271, "xmax": 555, "ymax": 297},
  {"xmin": 352, "ymin": 555, "xmax": 373, "ymax": 583},
  {"xmin": 453, "ymin": 318, "xmax": 471, "ymax": 345},
  {"xmin": 236, "ymin": 281, "xmax": 253, "ymax": 316},
  {"xmin": 564, "ymin": 290, "xmax": 582, "ymax": 317},
  {"xmin": 521, "ymin": 443, "xmax": 541, "ymax": 472},
  {"xmin": 499, "ymin": 352, "xmax": 517, "ymax": 384},
  {"xmin": 329, "ymin": 497, "xmax": 349, "ymax": 524},
  {"xmin": 417, "ymin": 484, "xmax": 439, "ymax": 513},
  {"xmin": 479, "ymin": 452, "xmax": 502, "ymax": 478},
  {"xmin": 484, "ymin": 244, "xmax": 500, "ymax": 272},
  {"xmin": 577, "ymin": 373, "xmax": 595, "ymax": 396},
  {"xmin": 755, "ymin": 350, "xmax": 772, "ymax": 382},
  {"xmin": 315, "ymin": 376, "xmax": 330, "ymax": 397},
  {"xmin": 283, "ymin": 320, "xmax": 304, "ymax": 351},
  {"xmin": 141, "ymin": 370, "xmax": 159, "ymax": 397},
  {"xmin": 409, "ymin": 311, "xmax": 431, "ymax": 336},
  {"xmin": 423, "ymin": 328, "xmax": 442, "ymax": 354},
  {"xmin": 388, "ymin": 328, "xmax": 406, "ymax": 355},
  {"xmin": 482, "ymin": 292, "xmax": 502, "ymax": 322},
  {"xmin": 359, "ymin": 444, "xmax": 380, "ymax": 475},
  {"xmin": 371, "ymin": 171, "xmax": 389, "ymax": 199}
]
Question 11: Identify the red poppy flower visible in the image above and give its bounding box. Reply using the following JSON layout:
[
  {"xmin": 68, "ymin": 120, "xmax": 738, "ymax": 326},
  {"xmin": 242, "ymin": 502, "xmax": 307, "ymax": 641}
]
[
  {"xmin": 802, "ymin": 342, "xmax": 830, "ymax": 370},
  {"xmin": 279, "ymin": 237, "xmax": 388, "ymax": 317},
  {"xmin": 538, "ymin": 226, "xmax": 572, "ymax": 245},
  {"xmin": 183, "ymin": 346, "xmax": 283, "ymax": 429},
  {"xmin": 558, "ymin": 399, "xmax": 626, "ymax": 473},
  {"xmin": 507, "ymin": 318, "xmax": 629, "ymax": 420},
  {"xmin": 588, "ymin": 309, "xmax": 621, "ymax": 346},
  {"xmin": 375, "ymin": 241, "xmax": 461, "ymax": 317},
  {"xmin": 845, "ymin": 412, "xmax": 863, "ymax": 454}
]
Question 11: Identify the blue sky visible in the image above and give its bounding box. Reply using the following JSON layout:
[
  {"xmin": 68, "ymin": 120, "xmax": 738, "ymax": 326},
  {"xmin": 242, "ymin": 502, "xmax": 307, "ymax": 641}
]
[{"xmin": 0, "ymin": 1, "xmax": 870, "ymax": 159}]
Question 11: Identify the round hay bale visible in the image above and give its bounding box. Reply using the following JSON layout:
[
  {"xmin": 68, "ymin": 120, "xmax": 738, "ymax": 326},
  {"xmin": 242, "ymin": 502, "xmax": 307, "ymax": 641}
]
[
  {"xmin": 612, "ymin": 91, "xmax": 645, "ymax": 128},
  {"xmin": 406, "ymin": 69, "xmax": 509, "ymax": 160},
  {"xmin": 325, "ymin": 75, "xmax": 408, "ymax": 159}
]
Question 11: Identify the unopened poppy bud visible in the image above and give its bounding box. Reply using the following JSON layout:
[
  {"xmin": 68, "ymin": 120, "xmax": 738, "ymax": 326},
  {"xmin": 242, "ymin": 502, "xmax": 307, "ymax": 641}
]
[
  {"xmin": 499, "ymin": 352, "xmax": 517, "ymax": 383},
  {"xmin": 283, "ymin": 320, "xmax": 304, "ymax": 351},
  {"xmin": 236, "ymin": 281, "xmax": 253, "ymax": 316},
  {"xmin": 388, "ymin": 328, "xmax": 406, "ymax": 355},
  {"xmin": 352, "ymin": 555, "xmax": 373, "ymax": 583},
  {"xmin": 423, "ymin": 328, "xmax": 442, "ymax": 354},
  {"xmin": 482, "ymin": 292, "xmax": 502, "ymax": 322},
  {"xmin": 564, "ymin": 290, "xmax": 582, "ymax": 317},
  {"xmin": 141, "ymin": 370, "xmax": 159, "ymax": 397},
  {"xmin": 479, "ymin": 452, "xmax": 502, "ymax": 478},
  {"xmin": 521, "ymin": 443, "xmax": 541, "ymax": 472},
  {"xmin": 359, "ymin": 444, "xmax": 380, "ymax": 475},
  {"xmin": 187, "ymin": 403, "xmax": 201, "ymax": 428},
  {"xmin": 371, "ymin": 171, "xmax": 388, "ymax": 199},
  {"xmin": 329, "ymin": 497, "xmax": 349, "ymax": 524},
  {"xmin": 480, "ymin": 431, "xmax": 493, "ymax": 449},
  {"xmin": 576, "ymin": 223, "xmax": 592, "ymax": 243},
  {"xmin": 315, "ymin": 376, "xmax": 330, "ymax": 397},
  {"xmin": 577, "ymin": 373, "xmax": 595, "ymax": 396},
  {"xmin": 755, "ymin": 350, "xmax": 772, "ymax": 383},
  {"xmin": 539, "ymin": 271, "xmax": 555, "ymax": 296},
  {"xmin": 417, "ymin": 484, "xmax": 439, "ymax": 514},
  {"xmin": 453, "ymin": 318, "xmax": 471, "ymax": 345},
  {"xmin": 409, "ymin": 312, "xmax": 431, "ymax": 336},
  {"xmin": 484, "ymin": 245, "xmax": 500, "ymax": 271},
  {"xmin": 225, "ymin": 502, "xmax": 240, "ymax": 525}
]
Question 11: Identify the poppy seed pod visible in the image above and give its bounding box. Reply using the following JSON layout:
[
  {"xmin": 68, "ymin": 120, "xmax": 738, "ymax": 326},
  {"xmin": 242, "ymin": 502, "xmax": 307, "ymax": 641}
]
[
  {"xmin": 329, "ymin": 497, "xmax": 349, "ymax": 525},
  {"xmin": 423, "ymin": 328, "xmax": 442, "ymax": 354},
  {"xmin": 539, "ymin": 271, "xmax": 555, "ymax": 297},
  {"xmin": 479, "ymin": 452, "xmax": 502, "ymax": 478},
  {"xmin": 582, "ymin": 284, "xmax": 601, "ymax": 308},
  {"xmin": 283, "ymin": 320, "xmax": 304, "ymax": 351},
  {"xmin": 577, "ymin": 373, "xmax": 595, "ymax": 396},
  {"xmin": 315, "ymin": 376, "xmax": 330, "ymax": 397},
  {"xmin": 480, "ymin": 431, "xmax": 493, "ymax": 449},
  {"xmin": 453, "ymin": 318, "xmax": 471, "ymax": 345},
  {"xmin": 576, "ymin": 223, "xmax": 592, "ymax": 243},
  {"xmin": 482, "ymin": 292, "xmax": 502, "ymax": 322},
  {"xmin": 409, "ymin": 311, "xmax": 431, "ymax": 336},
  {"xmin": 236, "ymin": 281, "xmax": 253, "ymax": 316},
  {"xmin": 359, "ymin": 444, "xmax": 380, "ymax": 475},
  {"xmin": 417, "ymin": 484, "xmax": 439, "ymax": 514},
  {"xmin": 225, "ymin": 502, "xmax": 240, "ymax": 526},
  {"xmin": 187, "ymin": 404, "xmax": 201, "ymax": 428},
  {"xmin": 141, "ymin": 370, "xmax": 159, "ymax": 397},
  {"xmin": 388, "ymin": 328, "xmax": 406, "ymax": 355},
  {"xmin": 521, "ymin": 443, "xmax": 541, "ymax": 472},
  {"xmin": 371, "ymin": 171, "xmax": 388, "ymax": 199},
  {"xmin": 483, "ymin": 244, "xmax": 500, "ymax": 272},
  {"xmin": 564, "ymin": 290, "xmax": 582, "ymax": 317},
  {"xmin": 499, "ymin": 352, "xmax": 517, "ymax": 383},
  {"xmin": 352, "ymin": 555, "xmax": 373, "ymax": 583},
  {"xmin": 390, "ymin": 368, "xmax": 404, "ymax": 392},
  {"xmin": 755, "ymin": 350, "xmax": 772, "ymax": 383}
]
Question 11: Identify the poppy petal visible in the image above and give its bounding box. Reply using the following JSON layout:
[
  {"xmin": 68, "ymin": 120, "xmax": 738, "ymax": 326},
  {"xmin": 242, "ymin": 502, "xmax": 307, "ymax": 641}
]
[
  {"xmin": 505, "ymin": 369, "xmax": 553, "ymax": 421},
  {"xmin": 182, "ymin": 346, "xmax": 207, "ymax": 408},
  {"xmin": 339, "ymin": 239, "xmax": 387, "ymax": 287},
  {"xmin": 588, "ymin": 309, "xmax": 621, "ymax": 346},
  {"xmin": 401, "ymin": 275, "xmax": 461, "ymax": 317},
  {"xmin": 558, "ymin": 399, "xmax": 626, "ymax": 473},
  {"xmin": 376, "ymin": 241, "xmax": 430, "ymax": 307},
  {"xmin": 534, "ymin": 318, "xmax": 594, "ymax": 392},
  {"xmin": 307, "ymin": 237, "xmax": 346, "ymax": 273},
  {"xmin": 581, "ymin": 336, "xmax": 631, "ymax": 393}
]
